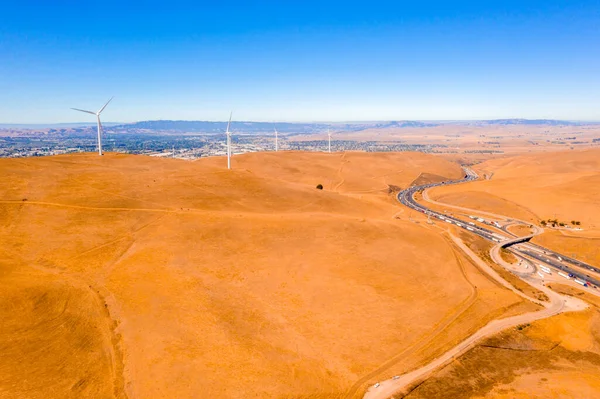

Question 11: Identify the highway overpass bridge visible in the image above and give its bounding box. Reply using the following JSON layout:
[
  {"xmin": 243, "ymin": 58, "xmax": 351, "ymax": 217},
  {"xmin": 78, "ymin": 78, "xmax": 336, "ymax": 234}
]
[{"xmin": 500, "ymin": 235, "xmax": 534, "ymax": 248}]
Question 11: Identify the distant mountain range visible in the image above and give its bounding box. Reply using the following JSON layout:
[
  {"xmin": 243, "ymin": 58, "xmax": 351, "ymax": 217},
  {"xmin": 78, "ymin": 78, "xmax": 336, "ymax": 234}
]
[
  {"xmin": 0, "ymin": 122, "xmax": 121, "ymax": 129},
  {"xmin": 468, "ymin": 119, "xmax": 583, "ymax": 126},
  {"xmin": 113, "ymin": 120, "xmax": 330, "ymax": 134},
  {"xmin": 109, "ymin": 119, "xmax": 592, "ymax": 134},
  {"xmin": 111, "ymin": 119, "xmax": 439, "ymax": 134},
  {"xmin": 1, "ymin": 119, "xmax": 595, "ymax": 134}
]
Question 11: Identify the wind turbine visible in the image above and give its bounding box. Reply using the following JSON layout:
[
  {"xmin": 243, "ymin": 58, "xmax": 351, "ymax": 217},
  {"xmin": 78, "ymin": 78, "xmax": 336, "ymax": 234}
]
[
  {"xmin": 226, "ymin": 112, "xmax": 233, "ymax": 169},
  {"xmin": 274, "ymin": 128, "xmax": 279, "ymax": 152},
  {"xmin": 71, "ymin": 97, "xmax": 113, "ymax": 156},
  {"xmin": 327, "ymin": 129, "xmax": 332, "ymax": 153}
]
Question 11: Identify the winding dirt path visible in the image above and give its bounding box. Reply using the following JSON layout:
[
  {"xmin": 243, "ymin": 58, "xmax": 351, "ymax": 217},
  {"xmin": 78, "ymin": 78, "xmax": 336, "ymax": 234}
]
[
  {"xmin": 0, "ymin": 200, "xmax": 175, "ymax": 213},
  {"xmin": 363, "ymin": 284, "xmax": 586, "ymax": 399}
]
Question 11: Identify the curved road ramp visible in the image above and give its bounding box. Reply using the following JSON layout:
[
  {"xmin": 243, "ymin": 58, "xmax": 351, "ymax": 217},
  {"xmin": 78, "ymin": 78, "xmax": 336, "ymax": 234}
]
[{"xmin": 362, "ymin": 270, "xmax": 587, "ymax": 399}]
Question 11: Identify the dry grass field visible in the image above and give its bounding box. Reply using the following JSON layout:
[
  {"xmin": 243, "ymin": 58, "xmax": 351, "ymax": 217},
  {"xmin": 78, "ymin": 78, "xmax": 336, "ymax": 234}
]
[
  {"xmin": 0, "ymin": 151, "xmax": 537, "ymax": 398},
  {"xmin": 428, "ymin": 149, "xmax": 600, "ymax": 267},
  {"xmin": 404, "ymin": 285, "xmax": 600, "ymax": 399}
]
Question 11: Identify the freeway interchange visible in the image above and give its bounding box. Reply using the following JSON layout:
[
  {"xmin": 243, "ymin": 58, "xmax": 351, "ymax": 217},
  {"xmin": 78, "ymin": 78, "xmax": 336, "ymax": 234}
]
[
  {"xmin": 362, "ymin": 168, "xmax": 598, "ymax": 399},
  {"xmin": 397, "ymin": 168, "xmax": 600, "ymax": 289}
]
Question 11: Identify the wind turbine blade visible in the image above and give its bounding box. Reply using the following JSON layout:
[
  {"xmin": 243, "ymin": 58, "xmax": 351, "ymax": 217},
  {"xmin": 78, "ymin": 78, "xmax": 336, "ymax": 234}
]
[
  {"xmin": 98, "ymin": 96, "xmax": 114, "ymax": 114},
  {"xmin": 226, "ymin": 111, "xmax": 233, "ymax": 133},
  {"xmin": 71, "ymin": 108, "xmax": 96, "ymax": 115}
]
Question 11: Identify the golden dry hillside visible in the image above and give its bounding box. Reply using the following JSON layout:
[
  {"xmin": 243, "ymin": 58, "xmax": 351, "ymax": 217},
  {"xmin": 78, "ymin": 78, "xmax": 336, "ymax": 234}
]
[
  {"xmin": 428, "ymin": 149, "xmax": 600, "ymax": 267},
  {"xmin": 404, "ymin": 286, "xmax": 600, "ymax": 399},
  {"xmin": 0, "ymin": 152, "xmax": 535, "ymax": 398}
]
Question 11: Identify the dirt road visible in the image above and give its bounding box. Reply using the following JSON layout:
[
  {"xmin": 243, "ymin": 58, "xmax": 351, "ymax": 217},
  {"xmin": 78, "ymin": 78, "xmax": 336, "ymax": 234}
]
[{"xmin": 363, "ymin": 270, "xmax": 586, "ymax": 399}]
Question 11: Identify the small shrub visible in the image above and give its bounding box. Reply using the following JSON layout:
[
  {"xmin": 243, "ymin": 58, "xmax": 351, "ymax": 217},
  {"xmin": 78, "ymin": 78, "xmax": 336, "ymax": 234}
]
[{"xmin": 316, "ymin": 184, "xmax": 323, "ymax": 190}]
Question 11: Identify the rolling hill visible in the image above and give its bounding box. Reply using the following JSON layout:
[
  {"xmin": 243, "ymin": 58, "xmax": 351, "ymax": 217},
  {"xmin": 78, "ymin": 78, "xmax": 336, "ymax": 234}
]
[{"xmin": 0, "ymin": 151, "xmax": 535, "ymax": 398}]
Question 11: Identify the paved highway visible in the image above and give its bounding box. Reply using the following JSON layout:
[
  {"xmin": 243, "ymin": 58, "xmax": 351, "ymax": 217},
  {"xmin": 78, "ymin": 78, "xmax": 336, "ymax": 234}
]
[
  {"xmin": 397, "ymin": 168, "xmax": 600, "ymax": 288},
  {"xmin": 360, "ymin": 169, "xmax": 596, "ymax": 399}
]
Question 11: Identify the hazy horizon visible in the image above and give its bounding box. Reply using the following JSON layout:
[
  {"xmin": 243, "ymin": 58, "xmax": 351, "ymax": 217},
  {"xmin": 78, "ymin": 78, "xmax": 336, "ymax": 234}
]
[{"xmin": 2, "ymin": 118, "xmax": 600, "ymax": 129}]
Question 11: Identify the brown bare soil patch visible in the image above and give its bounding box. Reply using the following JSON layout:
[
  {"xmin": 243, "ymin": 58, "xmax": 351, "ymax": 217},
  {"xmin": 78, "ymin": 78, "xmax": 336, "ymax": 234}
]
[
  {"xmin": 506, "ymin": 224, "xmax": 535, "ymax": 237},
  {"xmin": 547, "ymin": 284, "xmax": 600, "ymax": 308},
  {"xmin": 499, "ymin": 248, "xmax": 518, "ymax": 264}
]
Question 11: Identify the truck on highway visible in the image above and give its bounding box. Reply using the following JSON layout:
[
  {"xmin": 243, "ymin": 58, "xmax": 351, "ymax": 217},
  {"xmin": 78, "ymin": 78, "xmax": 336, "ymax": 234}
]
[
  {"xmin": 445, "ymin": 220, "xmax": 453, "ymax": 224},
  {"xmin": 558, "ymin": 271, "xmax": 570, "ymax": 279},
  {"xmin": 539, "ymin": 265, "xmax": 552, "ymax": 274},
  {"xmin": 477, "ymin": 218, "xmax": 485, "ymax": 223},
  {"xmin": 466, "ymin": 227, "xmax": 474, "ymax": 232},
  {"xmin": 456, "ymin": 222, "xmax": 463, "ymax": 227},
  {"xmin": 574, "ymin": 279, "xmax": 587, "ymax": 287},
  {"xmin": 494, "ymin": 221, "xmax": 501, "ymax": 228},
  {"xmin": 557, "ymin": 256, "xmax": 563, "ymax": 262},
  {"xmin": 537, "ymin": 271, "xmax": 545, "ymax": 278}
]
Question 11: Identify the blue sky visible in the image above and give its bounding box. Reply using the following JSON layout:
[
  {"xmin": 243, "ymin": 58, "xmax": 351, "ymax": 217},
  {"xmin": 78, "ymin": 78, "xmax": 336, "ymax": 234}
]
[{"xmin": 1, "ymin": 1, "xmax": 599, "ymax": 123}]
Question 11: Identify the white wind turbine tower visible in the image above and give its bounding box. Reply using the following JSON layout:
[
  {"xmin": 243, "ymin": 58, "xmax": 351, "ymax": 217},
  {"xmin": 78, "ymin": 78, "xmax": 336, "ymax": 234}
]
[
  {"xmin": 274, "ymin": 128, "xmax": 279, "ymax": 152},
  {"xmin": 71, "ymin": 97, "xmax": 113, "ymax": 156},
  {"xmin": 226, "ymin": 112, "xmax": 233, "ymax": 169},
  {"xmin": 327, "ymin": 128, "xmax": 332, "ymax": 153}
]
